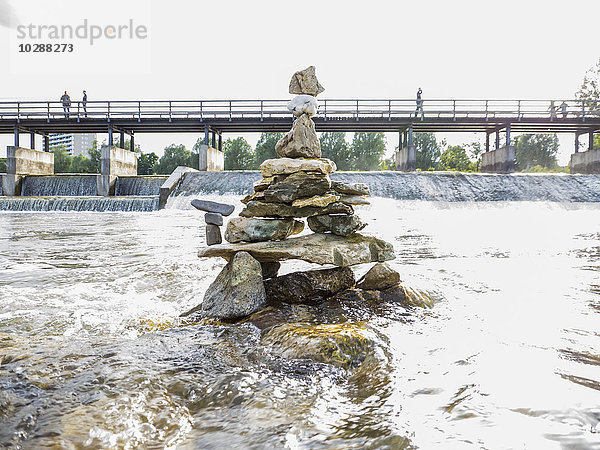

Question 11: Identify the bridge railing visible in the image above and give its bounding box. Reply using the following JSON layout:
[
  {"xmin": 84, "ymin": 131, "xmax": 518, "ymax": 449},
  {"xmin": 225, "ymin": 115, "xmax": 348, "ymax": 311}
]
[{"xmin": 0, "ymin": 98, "xmax": 599, "ymax": 122}]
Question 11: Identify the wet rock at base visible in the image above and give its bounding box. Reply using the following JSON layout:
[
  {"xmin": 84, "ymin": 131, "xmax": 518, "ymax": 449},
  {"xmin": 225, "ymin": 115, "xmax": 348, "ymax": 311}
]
[
  {"xmin": 275, "ymin": 114, "xmax": 321, "ymax": 159},
  {"xmin": 264, "ymin": 267, "xmax": 355, "ymax": 305},
  {"xmin": 260, "ymin": 158, "xmax": 336, "ymax": 178},
  {"xmin": 224, "ymin": 217, "xmax": 304, "ymax": 243},
  {"xmin": 307, "ymin": 214, "xmax": 366, "ymax": 237},
  {"xmin": 356, "ymin": 262, "xmax": 401, "ymax": 291},
  {"xmin": 205, "ymin": 212, "xmax": 223, "ymax": 226},
  {"xmin": 264, "ymin": 171, "xmax": 331, "ymax": 204},
  {"xmin": 192, "ymin": 199, "xmax": 235, "ymax": 216},
  {"xmin": 196, "ymin": 251, "xmax": 267, "ymax": 320},
  {"xmin": 287, "ymin": 95, "xmax": 318, "ymax": 117},
  {"xmin": 206, "ymin": 224, "xmax": 222, "ymax": 245},
  {"xmin": 289, "ymin": 66, "xmax": 325, "ymax": 96},
  {"xmin": 199, "ymin": 233, "xmax": 395, "ymax": 267},
  {"xmin": 261, "ymin": 261, "xmax": 281, "ymax": 279},
  {"xmin": 331, "ymin": 181, "xmax": 371, "ymax": 196},
  {"xmin": 261, "ymin": 322, "xmax": 372, "ymax": 370},
  {"xmin": 240, "ymin": 200, "xmax": 352, "ymax": 219}
]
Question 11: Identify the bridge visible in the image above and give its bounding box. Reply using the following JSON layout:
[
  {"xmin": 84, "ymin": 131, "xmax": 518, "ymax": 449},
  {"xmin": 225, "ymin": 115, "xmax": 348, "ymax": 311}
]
[{"xmin": 1, "ymin": 98, "xmax": 599, "ymax": 151}]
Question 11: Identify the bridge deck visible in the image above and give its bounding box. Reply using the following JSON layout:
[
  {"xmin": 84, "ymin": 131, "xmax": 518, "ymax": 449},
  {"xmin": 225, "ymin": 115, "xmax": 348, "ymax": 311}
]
[{"xmin": 1, "ymin": 99, "xmax": 599, "ymax": 135}]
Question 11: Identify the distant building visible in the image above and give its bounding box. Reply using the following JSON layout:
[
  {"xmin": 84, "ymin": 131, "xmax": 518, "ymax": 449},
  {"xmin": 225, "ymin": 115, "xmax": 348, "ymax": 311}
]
[{"xmin": 43, "ymin": 133, "xmax": 96, "ymax": 157}]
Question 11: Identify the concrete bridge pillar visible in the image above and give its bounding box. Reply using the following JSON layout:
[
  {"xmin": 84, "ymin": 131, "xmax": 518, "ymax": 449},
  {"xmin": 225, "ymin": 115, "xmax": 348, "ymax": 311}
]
[
  {"xmin": 3, "ymin": 146, "xmax": 54, "ymax": 196},
  {"xmin": 481, "ymin": 146, "xmax": 515, "ymax": 173},
  {"xmin": 97, "ymin": 145, "xmax": 138, "ymax": 196}
]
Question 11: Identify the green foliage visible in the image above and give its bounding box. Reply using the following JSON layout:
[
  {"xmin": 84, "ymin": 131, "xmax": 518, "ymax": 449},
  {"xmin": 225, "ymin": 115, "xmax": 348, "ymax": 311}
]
[
  {"xmin": 0, "ymin": 158, "xmax": 6, "ymax": 173},
  {"xmin": 514, "ymin": 134, "xmax": 559, "ymax": 171},
  {"xmin": 349, "ymin": 132, "xmax": 386, "ymax": 171},
  {"xmin": 413, "ymin": 133, "xmax": 440, "ymax": 170},
  {"xmin": 137, "ymin": 152, "xmax": 159, "ymax": 175},
  {"xmin": 379, "ymin": 157, "xmax": 395, "ymax": 171},
  {"xmin": 51, "ymin": 148, "xmax": 72, "ymax": 173},
  {"xmin": 440, "ymin": 145, "xmax": 476, "ymax": 172},
  {"xmin": 155, "ymin": 144, "xmax": 194, "ymax": 174},
  {"xmin": 255, "ymin": 133, "xmax": 283, "ymax": 167},
  {"xmin": 577, "ymin": 58, "xmax": 600, "ymax": 101},
  {"xmin": 521, "ymin": 164, "xmax": 569, "ymax": 173},
  {"xmin": 223, "ymin": 137, "xmax": 255, "ymax": 170},
  {"xmin": 320, "ymin": 132, "xmax": 351, "ymax": 170}
]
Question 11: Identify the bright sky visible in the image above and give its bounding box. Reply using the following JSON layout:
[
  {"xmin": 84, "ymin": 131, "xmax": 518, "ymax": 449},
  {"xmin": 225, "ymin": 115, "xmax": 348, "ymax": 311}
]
[{"xmin": 1, "ymin": 0, "xmax": 599, "ymax": 164}]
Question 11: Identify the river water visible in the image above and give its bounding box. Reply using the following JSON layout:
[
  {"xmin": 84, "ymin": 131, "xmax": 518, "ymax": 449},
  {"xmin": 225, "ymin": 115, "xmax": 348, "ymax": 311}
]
[{"xmin": 1, "ymin": 198, "xmax": 599, "ymax": 449}]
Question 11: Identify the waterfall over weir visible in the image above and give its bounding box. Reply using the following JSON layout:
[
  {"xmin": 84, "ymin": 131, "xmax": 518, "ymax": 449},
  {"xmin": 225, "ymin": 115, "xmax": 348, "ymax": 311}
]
[
  {"xmin": 21, "ymin": 175, "xmax": 98, "ymax": 196},
  {"xmin": 168, "ymin": 171, "xmax": 600, "ymax": 206},
  {"xmin": 115, "ymin": 176, "xmax": 168, "ymax": 196},
  {"xmin": 0, "ymin": 196, "xmax": 159, "ymax": 212}
]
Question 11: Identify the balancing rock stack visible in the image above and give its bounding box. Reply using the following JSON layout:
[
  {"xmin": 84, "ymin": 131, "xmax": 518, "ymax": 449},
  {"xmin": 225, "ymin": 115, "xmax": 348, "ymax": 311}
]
[{"xmin": 190, "ymin": 67, "xmax": 398, "ymax": 321}]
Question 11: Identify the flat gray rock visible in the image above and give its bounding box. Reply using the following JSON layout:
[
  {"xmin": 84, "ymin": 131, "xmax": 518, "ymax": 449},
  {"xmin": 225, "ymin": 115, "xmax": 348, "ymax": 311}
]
[
  {"xmin": 260, "ymin": 158, "xmax": 336, "ymax": 178},
  {"xmin": 224, "ymin": 217, "xmax": 304, "ymax": 243},
  {"xmin": 240, "ymin": 200, "xmax": 352, "ymax": 219},
  {"xmin": 265, "ymin": 267, "xmax": 355, "ymax": 305},
  {"xmin": 191, "ymin": 199, "xmax": 235, "ymax": 216},
  {"xmin": 198, "ymin": 232, "xmax": 395, "ymax": 267},
  {"xmin": 197, "ymin": 251, "xmax": 267, "ymax": 320},
  {"xmin": 206, "ymin": 224, "xmax": 222, "ymax": 246},
  {"xmin": 307, "ymin": 214, "xmax": 366, "ymax": 236},
  {"xmin": 205, "ymin": 212, "xmax": 223, "ymax": 226},
  {"xmin": 331, "ymin": 181, "xmax": 370, "ymax": 196}
]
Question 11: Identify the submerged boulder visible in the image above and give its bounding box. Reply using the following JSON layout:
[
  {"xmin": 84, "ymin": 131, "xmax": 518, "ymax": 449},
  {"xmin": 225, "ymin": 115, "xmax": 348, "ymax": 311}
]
[
  {"xmin": 198, "ymin": 232, "xmax": 395, "ymax": 267},
  {"xmin": 196, "ymin": 251, "xmax": 266, "ymax": 320},
  {"xmin": 224, "ymin": 217, "xmax": 304, "ymax": 243},
  {"xmin": 356, "ymin": 262, "xmax": 401, "ymax": 290},
  {"xmin": 261, "ymin": 323, "xmax": 372, "ymax": 369},
  {"xmin": 307, "ymin": 214, "xmax": 366, "ymax": 236},
  {"xmin": 264, "ymin": 267, "xmax": 355, "ymax": 305}
]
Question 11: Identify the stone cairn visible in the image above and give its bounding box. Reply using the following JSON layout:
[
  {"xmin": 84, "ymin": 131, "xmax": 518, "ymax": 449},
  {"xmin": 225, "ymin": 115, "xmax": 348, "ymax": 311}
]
[{"xmin": 187, "ymin": 67, "xmax": 402, "ymax": 321}]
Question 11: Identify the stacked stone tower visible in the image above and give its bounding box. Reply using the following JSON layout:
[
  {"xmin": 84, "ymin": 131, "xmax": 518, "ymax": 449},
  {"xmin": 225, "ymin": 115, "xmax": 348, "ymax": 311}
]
[{"xmin": 191, "ymin": 67, "xmax": 398, "ymax": 321}]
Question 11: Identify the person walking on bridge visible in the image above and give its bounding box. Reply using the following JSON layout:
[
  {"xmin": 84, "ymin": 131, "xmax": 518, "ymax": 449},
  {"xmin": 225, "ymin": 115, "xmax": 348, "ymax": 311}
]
[
  {"xmin": 60, "ymin": 91, "xmax": 71, "ymax": 118},
  {"xmin": 82, "ymin": 90, "xmax": 87, "ymax": 118},
  {"xmin": 415, "ymin": 88, "xmax": 424, "ymax": 120},
  {"xmin": 560, "ymin": 101, "xmax": 568, "ymax": 119}
]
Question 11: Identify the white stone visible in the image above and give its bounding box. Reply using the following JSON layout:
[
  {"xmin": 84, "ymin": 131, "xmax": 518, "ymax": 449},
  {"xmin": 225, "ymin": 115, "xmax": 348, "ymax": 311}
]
[{"xmin": 287, "ymin": 95, "xmax": 318, "ymax": 117}]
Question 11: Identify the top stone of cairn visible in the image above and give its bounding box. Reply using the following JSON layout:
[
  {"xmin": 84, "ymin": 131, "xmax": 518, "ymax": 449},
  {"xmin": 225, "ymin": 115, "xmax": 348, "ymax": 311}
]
[{"xmin": 289, "ymin": 66, "xmax": 325, "ymax": 96}]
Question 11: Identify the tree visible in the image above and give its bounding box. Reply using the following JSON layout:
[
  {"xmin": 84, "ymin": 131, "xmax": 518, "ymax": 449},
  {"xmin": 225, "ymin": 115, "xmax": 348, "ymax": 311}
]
[
  {"xmin": 350, "ymin": 132, "xmax": 386, "ymax": 171},
  {"xmin": 51, "ymin": 147, "xmax": 72, "ymax": 173},
  {"xmin": 155, "ymin": 144, "xmax": 194, "ymax": 174},
  {"xmin": 223, "ymin": 137, "xmax": 255, "ymax": 170},
  {"xmin": 513, "ymin": 134, "xmax": 559, "ymax": 171},
  {"xmin": 138, "ymin": 152, "xmax": 159, "ymax": 175},
  {"xmin": 466, "ymin": 141, "xmax": 483, "ymax": 171},
  {"xmin": 413, "ymin": 133, "xmax": 440, "ymax": 170},
  {"xmin": 255, "ymin": 133, "xmax": 283, "ymax": 167},
  {"xmin": 0, "ymin": 158, "xmax": 6, "ymax": 173},
  {"xmin": 440, "ymin": 145, "xmax": 475, "ymax": 172},
  {"xmin": 87, "ymin": 141, "xmax": 101, "ymax": 173},
  {"xmin": 70, "ymin": 155, "xmax": 95, "ymax": 173},
  {"xmin": 577, "ymin": 58, "xmax": 600, "ymax": 101},
  {"xmin": 320, "ymin": 132, "xmax": 351, "ymax": 170}
]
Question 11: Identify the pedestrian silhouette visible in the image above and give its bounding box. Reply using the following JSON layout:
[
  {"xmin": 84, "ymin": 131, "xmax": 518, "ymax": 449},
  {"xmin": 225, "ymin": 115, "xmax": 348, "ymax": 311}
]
[
  {"xmin": 82, "ymin": 90, "xmax": 87, "ymax": 118},
  {"xmin": 60, "ymin": 91, "xmax": 71, "ymax": 118},
  {"xmin": 415, "ymin": 88, "xmax": 424, "ymax": 120},
  {"xmin": 560, "ymin": 101, "xmax": 568, "ymax": 118}
]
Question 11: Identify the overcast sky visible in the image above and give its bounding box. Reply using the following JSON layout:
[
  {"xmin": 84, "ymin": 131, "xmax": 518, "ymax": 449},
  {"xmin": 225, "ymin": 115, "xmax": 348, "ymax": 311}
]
[{"xmin": 1, "ymin": 0, "xmax": 599, "ymax": 163}]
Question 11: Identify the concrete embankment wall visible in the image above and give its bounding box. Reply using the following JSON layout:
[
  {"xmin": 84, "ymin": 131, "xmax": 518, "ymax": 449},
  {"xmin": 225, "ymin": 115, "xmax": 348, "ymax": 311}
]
[
  {"xmin": 481, "ymin": 146, "xmax": 515, "ymax": 173},
  {"xmin": 571, "ymin": 149, "xmax": 600, "ymax": 174},
  {"xmin": 198, "ymin": 145, "xmax": 224, "ymax": 171}
]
